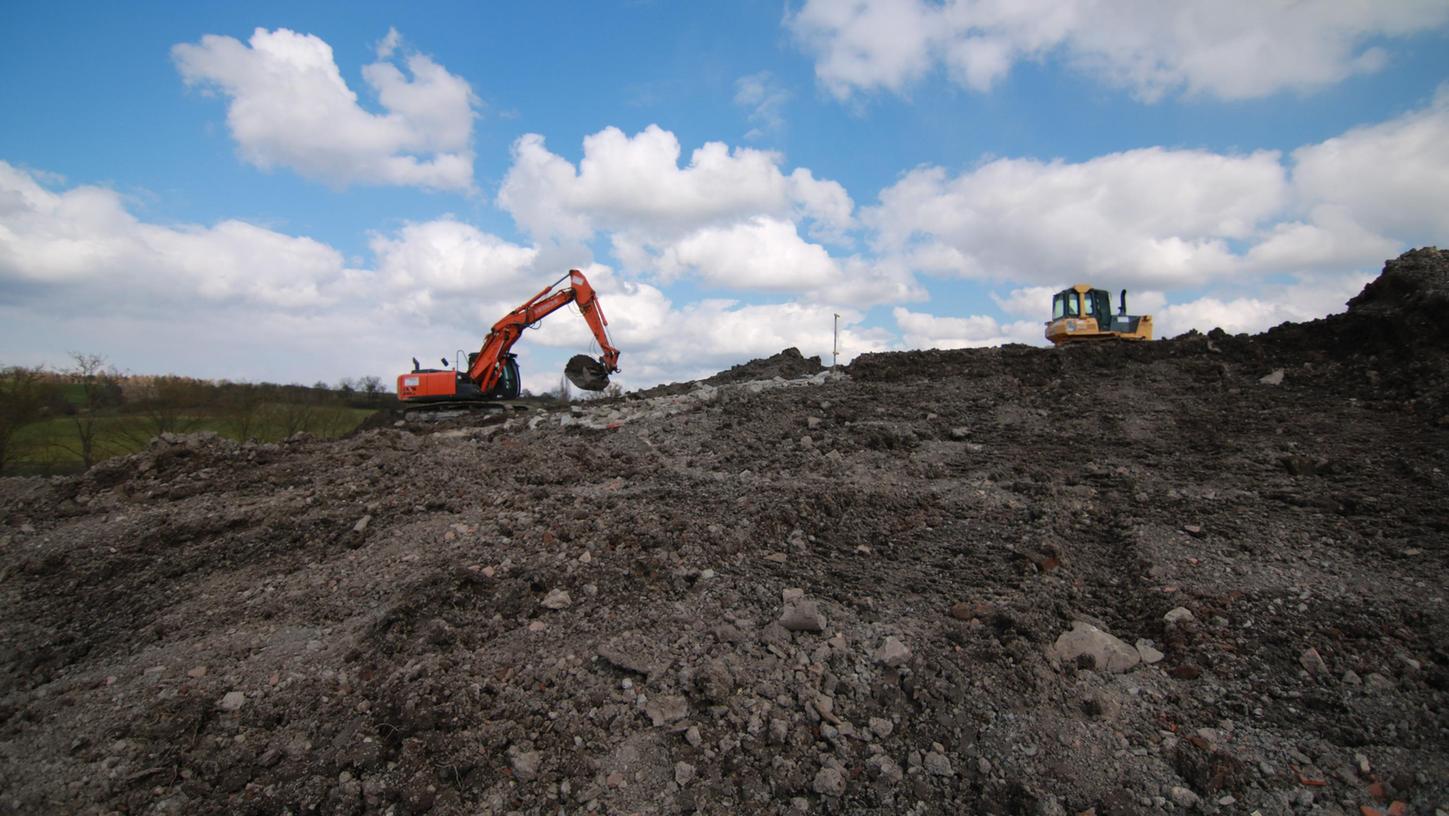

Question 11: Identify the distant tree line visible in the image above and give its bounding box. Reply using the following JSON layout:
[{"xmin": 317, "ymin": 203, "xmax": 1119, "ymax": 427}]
[{"xmin": 0, "ymin": 355, "xmax": 395, "ymax": 474}]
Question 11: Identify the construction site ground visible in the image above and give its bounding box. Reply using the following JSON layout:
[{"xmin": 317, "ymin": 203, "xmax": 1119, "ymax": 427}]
[{"xmin": 2, "ymin": 249, "xmax": 1447, "ymax": 816}]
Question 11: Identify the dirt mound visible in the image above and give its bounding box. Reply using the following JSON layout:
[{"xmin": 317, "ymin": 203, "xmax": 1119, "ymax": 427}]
[
  {"xmin": 703, "ymin": 347, "xmax": 825, "ymax": 386},
  {"xmin": 630, "ymin": 347, "xmax": 826, "ymax": 399},
  {"xmin": 1, "ymin": 250, "xmax": 1446, "ymax": 815},
  {"xmin": 1347, "ymin": 246, "xmax": 1449, "ymax": 315}
]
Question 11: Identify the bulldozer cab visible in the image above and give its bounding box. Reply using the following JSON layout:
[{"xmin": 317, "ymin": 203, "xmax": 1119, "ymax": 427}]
[{"xmin": 1051, "ymin": 287, "xmax": 1111, "ymax": 323}]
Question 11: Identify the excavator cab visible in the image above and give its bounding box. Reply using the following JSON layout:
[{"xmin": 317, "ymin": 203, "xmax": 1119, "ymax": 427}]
[{"xmin": 1046, "ymin": 284, "xmax": 1153, "ymax": 345}]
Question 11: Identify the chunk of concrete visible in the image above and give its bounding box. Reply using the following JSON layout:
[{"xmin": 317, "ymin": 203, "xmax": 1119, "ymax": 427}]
[{"xmin": 1052, "ymin": 621, "xmax": 1140, "ymax": 673}]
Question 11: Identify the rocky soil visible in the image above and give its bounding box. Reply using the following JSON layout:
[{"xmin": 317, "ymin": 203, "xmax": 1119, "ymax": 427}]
[{"xmin": 2, "ymin": 249, "xmax": 1447, "ymax": 816}]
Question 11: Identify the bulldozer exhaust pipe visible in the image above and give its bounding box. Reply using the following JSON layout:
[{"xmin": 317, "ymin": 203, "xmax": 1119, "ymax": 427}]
[{"xmin": 1119, "ymin": 289, "xmax": 1128, "ymax": 315}]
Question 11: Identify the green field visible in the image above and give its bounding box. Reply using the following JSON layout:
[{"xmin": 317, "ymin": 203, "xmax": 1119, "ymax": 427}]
[{"xmin": 5, "ymin": 404, "xmax": 376, "ymax": 475}]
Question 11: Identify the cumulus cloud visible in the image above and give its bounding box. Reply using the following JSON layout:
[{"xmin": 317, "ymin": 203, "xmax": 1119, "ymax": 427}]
[
  {"xmin": 499, "ymin": 125, "xmax": 802, "ymax": 241},
  {"xmin": 0, "ymin": 161, "xmax": 359, "ymax": 310},
  {"xmin": 173, "ymin": 27, "xmax": 478, "ymax": 191},
  {"xmin": 1288, "ymin": 86, "xmax": 1449, "ymax": 242},
  {"xmin": 866, "ymin": 147, "xmax": 1288, "ymax": 289},
  {"xmin": 893, "ymin": 306, "xmax": 1043, "ymax": 348},
  {"xmin": 1153, "ymin": 272, "xmax": 1373, "ymax": 337},
  {"xmin": 789, "ymin": 0, "xmax": 1449, "ymax": 101},
  {"xmin": 496, "ymin": 124, "xmax": 915, "ymax": 304},
  {"xmin": 655, "ymin": 217, "xmax": 840, "ymax": 291},
  {"xmin": 990, "ymin": 285, "xmax": 1060, "ymax": 319},
  {"xmin": 865, "ymin": 88, "xmax": 1449, "ymax": 298},
  {"xmin": 370, "ymin": 218, "xmax": 539, "ymax": 321}
]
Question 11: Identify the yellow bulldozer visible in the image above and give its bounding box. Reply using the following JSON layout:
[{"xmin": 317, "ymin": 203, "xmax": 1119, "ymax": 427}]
[{"xmin": 1045, "ymin": 284, "xmax": 1153, "ymax": 346}]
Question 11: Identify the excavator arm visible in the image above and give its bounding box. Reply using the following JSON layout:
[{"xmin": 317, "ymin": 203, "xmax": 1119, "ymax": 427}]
[{"xmin": 466, "ymin": 269, "xmax": 621, "ymax": 394}]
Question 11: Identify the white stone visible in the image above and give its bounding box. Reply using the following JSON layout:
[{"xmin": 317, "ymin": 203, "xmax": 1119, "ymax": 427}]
[
  {"xmin": 1163, "ymin": 607, "xmax": 1195, "ymax": 625},
  {"xmin": 1052, "ymin": 621, "xmax": 1140, "ymax": 673}
]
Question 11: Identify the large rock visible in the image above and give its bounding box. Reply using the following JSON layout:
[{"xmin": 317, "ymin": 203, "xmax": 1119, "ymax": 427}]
[
  {"xmin": 812, "ymin": 767, "xmax": 846, "ymax": 796},
  {"xmin": 874, "ymin": 636, "xmax": 912, "ymax": 667},
  {"xmin": 510, "ymin": 751, "xmax": 541, "ymax": 781},
  {"xmin": 1052, "ymin": 621, "xmax": 1141, "ymax": 673},
  {"xmin": 644, "ymin": 694, "xmax": 688, "ymax": 726},
  {"xmin": 780, "ymin": 600, "xmax": 826, "ymax": 633}
]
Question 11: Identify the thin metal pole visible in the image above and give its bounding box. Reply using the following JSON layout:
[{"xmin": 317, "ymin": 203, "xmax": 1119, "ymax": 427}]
[{"xmin": 832, "ymin": 313, "xmax": 840, "ymax": 368}]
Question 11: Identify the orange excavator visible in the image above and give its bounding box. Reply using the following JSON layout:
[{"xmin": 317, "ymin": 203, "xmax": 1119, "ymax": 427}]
[{"xmin": 396, "ymin": 269, "xmax": 621, "ymax": 403}]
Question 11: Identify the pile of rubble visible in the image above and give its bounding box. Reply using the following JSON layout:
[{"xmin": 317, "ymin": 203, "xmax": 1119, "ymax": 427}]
[{"xmin": 0, "ymin": 250, "xmax": 1445, "ymax": 815}]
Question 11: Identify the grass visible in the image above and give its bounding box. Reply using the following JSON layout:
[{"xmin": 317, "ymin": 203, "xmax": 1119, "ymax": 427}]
[{"xmin": 4, "ymin": 404, "xmax": 376, "ymax": 476}]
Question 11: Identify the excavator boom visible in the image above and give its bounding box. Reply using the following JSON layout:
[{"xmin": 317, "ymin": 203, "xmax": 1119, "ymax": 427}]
[{"xmin": 397, "ymin": 269, "xmax": 621, "ymax": 402}]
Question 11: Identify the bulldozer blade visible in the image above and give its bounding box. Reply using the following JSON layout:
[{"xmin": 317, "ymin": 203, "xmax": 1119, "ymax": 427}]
[{"xmin": 565, "ymin": 354, "xmax": 611, "ymax": 391}]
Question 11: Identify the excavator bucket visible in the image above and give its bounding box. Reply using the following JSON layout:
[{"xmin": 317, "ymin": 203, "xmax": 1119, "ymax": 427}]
[{"xmin": 565, "ymin": 354, "xmax": 611, "ymax": 391}]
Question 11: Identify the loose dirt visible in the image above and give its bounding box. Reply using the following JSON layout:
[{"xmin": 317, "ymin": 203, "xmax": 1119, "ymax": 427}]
[{"xmin": 1, "ymin": 249, "xmax": 1446, "ymax": 815}]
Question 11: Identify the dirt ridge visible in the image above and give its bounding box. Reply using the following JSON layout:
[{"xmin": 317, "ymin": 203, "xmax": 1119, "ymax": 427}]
[{"xmin": 0, "ymin": 250, "xmax": 1445, "ymax": 815}]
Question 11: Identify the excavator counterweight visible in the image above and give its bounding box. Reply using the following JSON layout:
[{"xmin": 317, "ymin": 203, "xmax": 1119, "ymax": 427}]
[{"xmin": 397, "ymin": 269, "xmax": 621, "ymax": 403}]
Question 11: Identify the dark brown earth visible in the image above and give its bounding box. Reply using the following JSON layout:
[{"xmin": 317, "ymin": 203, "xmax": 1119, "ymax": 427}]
[{"xmin": 2, "ymin": 249, "xmax": 1447, "ymax": 816}]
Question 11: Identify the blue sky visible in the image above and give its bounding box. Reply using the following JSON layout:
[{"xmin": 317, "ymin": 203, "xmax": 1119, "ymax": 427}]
[{"xmin": 2, "ymin": 1, "xmax": 1448, "ymax": 392}]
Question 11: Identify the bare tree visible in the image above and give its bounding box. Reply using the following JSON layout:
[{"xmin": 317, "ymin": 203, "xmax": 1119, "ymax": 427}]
[
  {"xmin": 557, "ymin": 374, "xmax": 573, "ymax": 404},
  {"xmin": 221, "ymin": 384, "xmax": 265, "ymax": 442},
  {"xmin": 0, "ymin": 366, "xmax": 54, "ymax": 472},
  {"xmin": 65, "ymin": 353, "xmax": 121, "ymax": 469},
  {"xmin": 275, "ymin": 392, "xmax": 319, "ymax": 437},
  {"xmin": 357, "ymin": 375, "xmax": 385, "ymax": 403},
  {"xmin": 117, "ymin": 375, "xmax": 207, "ymax": 449}
]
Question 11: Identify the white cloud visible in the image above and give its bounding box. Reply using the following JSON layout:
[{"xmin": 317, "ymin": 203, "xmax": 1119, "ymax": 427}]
[
  {"xmin": 789, "ymin": 0, "xmax": 1449, "ymax": 101},
  {"xmin": 0, "ymin": 161, "xmax": 358, "ymax": 309},
  {"xmin": 867, "ymin": 147, "xmax": 1288, "ymax": 289},
  {"xmin": 789, "ymin": 168, "xmax": 855, "ymax": 241},
  {"xmin": 893, "ymin": 306, "xmax": 1043, "ymax": 348},
  {"xmin": 173, "ymin": 27, "xmax": 478, "ymax": 191},
  {"xmin": 375, "ymin": 27, "xmax": 402, "ymax": 60},
  {"xmin": 866, "ymin": 87, "xmax": 1449, "ymax": 296},
  {"xmin": 494, "ymin": 124, "xmax": 911, "ymax": 303},
  {"xmin": 655, "ymin": 217, "xmax": 840, "ymax": 291},
  {"xmin": 368, "ymin": 217, "xmax": 539, "ymax": 310},
  {"xmin": 1153, "ymin": 272, "xmax": 1372, "ymax": 337},
  {"xmin": 990, "ymin": 285, "xmax": 1060, "ymax": 319},
  {"xmin": 1289, "ymin": 87, "xmax": 1449, "ymax": 242},
  {"xmin": 790, "ymin": 0, "xmax": 940, "ymax": 98},
  {"xmin": 498, "ymin": 126, "xmax": 799, "ymax": 242},
  {"xmin": 734, "ymin": 71, "xmax": 792, "ymax": 141}
]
